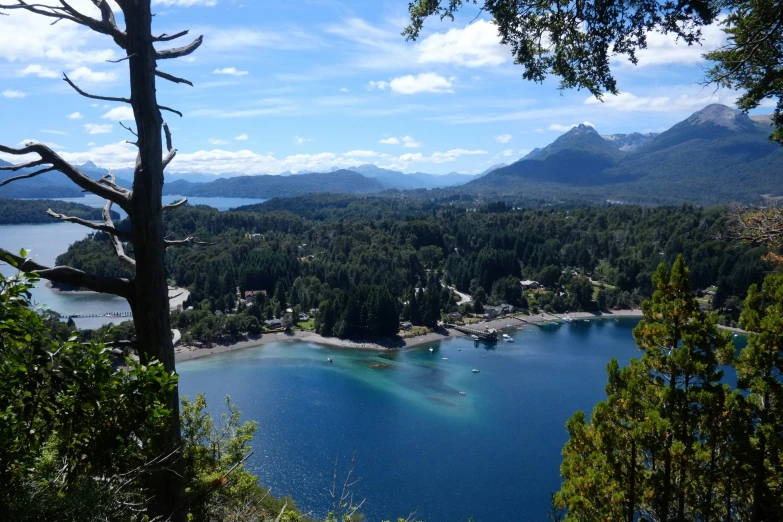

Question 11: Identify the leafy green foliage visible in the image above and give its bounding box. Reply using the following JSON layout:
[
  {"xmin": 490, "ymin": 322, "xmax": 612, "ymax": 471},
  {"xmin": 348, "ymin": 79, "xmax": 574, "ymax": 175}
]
[{"xmin": 555, "ymin": 256, "xmax": 782, "ymax": 521}]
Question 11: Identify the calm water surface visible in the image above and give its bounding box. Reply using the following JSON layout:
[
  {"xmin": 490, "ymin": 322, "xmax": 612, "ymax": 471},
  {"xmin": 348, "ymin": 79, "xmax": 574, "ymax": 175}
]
[
  {"xmin": 179, "ymin": 319, "xmax": 645, "ymax": 522},
  {"xmin": 41, "ymin": 195, "xmax": 267, "ymax": 218},
  {"xmin": 0, "ymin": 196, "xmax": 265, "ymax": 328}
]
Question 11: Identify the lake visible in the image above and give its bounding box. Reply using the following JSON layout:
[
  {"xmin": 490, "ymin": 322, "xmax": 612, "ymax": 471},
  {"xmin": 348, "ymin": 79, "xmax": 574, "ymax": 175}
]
[
  {"xmin": 35, "ymin": 195, "xmax": 268, "ymax": 218},
  {"xmin": 178, "ymin": 319, "xmax": 645, "ymax": 522},
  {"xmin": 0, "ymin": 196, "xmax": 266, "ymax": 328}
]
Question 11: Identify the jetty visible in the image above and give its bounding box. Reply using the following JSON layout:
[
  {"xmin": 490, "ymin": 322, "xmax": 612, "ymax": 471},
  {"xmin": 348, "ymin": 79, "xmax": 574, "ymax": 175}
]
[
  {"xmin": 447, "ymin": 324, "xmax": 498, "ymax": 342},
  {"xmin": 67, "ymin": 311, "xmax": 133, "ymax": 319}
]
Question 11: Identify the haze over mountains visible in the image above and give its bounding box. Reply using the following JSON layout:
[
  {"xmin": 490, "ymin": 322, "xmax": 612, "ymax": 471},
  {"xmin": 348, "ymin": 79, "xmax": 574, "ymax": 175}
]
[{"xmin": 1, "ymin": 104, "xmax": 780, "ymax": 205}]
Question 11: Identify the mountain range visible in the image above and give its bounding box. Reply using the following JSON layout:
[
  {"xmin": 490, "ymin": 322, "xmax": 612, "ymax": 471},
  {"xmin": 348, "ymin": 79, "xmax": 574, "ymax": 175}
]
[
  {"xmin": 465, "ymin": 104, "xmax": 783, "ymax": 205},
  {"xmin": 1, "ymin": 104, "xmax": 779, "ymax": 205}
]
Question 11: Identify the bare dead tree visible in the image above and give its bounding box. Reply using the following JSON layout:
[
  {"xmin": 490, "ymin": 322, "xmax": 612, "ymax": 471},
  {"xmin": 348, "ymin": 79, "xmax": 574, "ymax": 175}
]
[
  {"xmin": 0, "ymin": 2, "xmax": 203, "ymax": 520},
  {"xmin": 330, "ymin": 451, "xmax": 366, "ymax": 521}
]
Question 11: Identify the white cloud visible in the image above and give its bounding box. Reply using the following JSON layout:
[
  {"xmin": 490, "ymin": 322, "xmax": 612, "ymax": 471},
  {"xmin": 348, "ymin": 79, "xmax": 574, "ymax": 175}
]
[
  {"xmin": 620, "ymin": 22, "xmax": 726, "ymax": 68},
  {"xmin": 402, "ymin": 136, "xmax": 421, "ymax": 148},
  {"xmin": 378, "ymin": 137, "xmax": 400, "ymax": 145},
  {"xmin": 208, "ymin": 138, "xmax": 229, "ymax": 145},
  {"xmin": 548, "ymin": 121, "xmax": 595, "ymax": 131},
  {"xmin": 368, "ymin": 80, "xmax": 388, "ymax": 91},
  {"xmin": 235, "ymin": 133, "xmax": 248, "ymax": 141},
  {"xmin": 19, "ymin": 64, "xmax": 58, "ymax": 78},
  {"xmin": 585, "ymin": 91, "xmax": 728, "ymax": 113},
  {"xmin": 87, "ymin": 142, "xmax": 96, "ymax": 146},
  {"xmin": 153, "ymin": 0, "xmax": 217, "ymax": 5},
  {"xmin": 214, "ymin": 67, "xmax": 249, "ymax": 77},
  {"xmin": 340, "ymin": 87, "xmax": 349, "ymax": 92},
  {"xmin": 2, "ymin": 89, "xmax": 26, "ymax": 98},
  {"xmin": 84, "ymin": 123, "xmax": 112, "ymax": 135},
  {"xmin": 69, "ymin": 66, "xmax": 116, "ymax": 82},
  {"xmin": 343, "ymin": 150, "xmax": 377, "ymax": 158},
  {"xmin": 68, "ymin": 112, "xmax": 84, "ymax": 120},
  {"xmin": 417, "ymin": 19, "xmax": 506, "ymax": 68},
  {"xmin": 501, "ymin": 149, "xmax": 514, "ymax": 157},
  {"xmin": 495, "ymin": 134, "xmax": 512, "ymax": 143},
  {"xmin": 0, "ymin": 5, "xmax": 116, "ymax": 67},
  {"xmin": 101, "ymin": 106, "xmax": 134, "ymax": 121},
  {"xmin": 19, "ymin": 138, "xmax": 64, "ymax": 150},
  {"xmin": 389, "ymin": 73, "xmax": 454, "ymax": 94},
  {"xmin": 384, "ymin": 148, "xmax": 487, "ymax": 170},
  {"xmin": 41, "ymin": 129, "xmax": 70, "ymax": 136},
  {"xmin": 294, "ymin": 136, "xmax": 313, "ymax": 145}
]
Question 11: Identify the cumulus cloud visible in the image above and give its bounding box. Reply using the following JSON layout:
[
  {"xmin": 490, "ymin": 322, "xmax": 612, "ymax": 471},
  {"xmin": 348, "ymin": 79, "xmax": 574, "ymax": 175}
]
[
  {"xmin": 84, "ymin": 123, "xmax": 112, "ymax": 135},
  {"xmin": 495, "ymin": 134, "xmax": 512, "ymax": 143},
  {"xmin": 378, "ymin": 137, "xmax": 400, "ymax": 145},
  {"xmin": 19, "ymin": 64, "xmax": 58, "ymax": 78},
  {"xmin": 402, "ymin": 136, "xmax": 421, "ymax": 148},
  {"xmin": 19, "ymin": 138, "xmax": 65, "ymax": 150},
  {"xmin": 367, "ymin": 80, "xmax": 388, "ymax": 91},
  {"xmin": 618, "ymin": 22, "xmax": 726, "ymax": 68},
  {"xmin": 234, "ymin": 133, "xmax": 248, "ymax": 141},
  {"xmin": 2, "ymin": 89, "xmax": 26, "ymax": 98},
  {"xmin": 208, "ymin": 138, "xmax": 229, "ymax": 145},
  {"xmin": 343, "ymin": 150, "xmax": 377, "ymax": 157},
  {"xmin": 101, "ymin": 106, "xmax": 134, "ymax": 121},
  {"xmin": 389, "ymin": 73, "xmax": 454, "ymax": 94},
  {"xmin": 69, "ymin": 66, "xmax": 115, "ymax": 82},
  {"xmin": 42, "ymin": 129, "xmax": 70, "ymax": 136},
  {"xmin": 68, "ymin": 112, "xmax": 83, "ymax": 120},
  {"xmin": 214, "ymin": 67, "xmax": 249, "ymax": 77},
  {"xmin": 417, "ymin": 19, "xmax": 506, "ymax": 67}
]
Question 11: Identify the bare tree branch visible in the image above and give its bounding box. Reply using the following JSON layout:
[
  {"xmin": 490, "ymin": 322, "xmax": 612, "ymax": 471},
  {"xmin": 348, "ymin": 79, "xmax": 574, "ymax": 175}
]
[
  {"xmin": 156, "ymin": 35, "xmax": 203, "ymax": 60},
  {"xmin": 153, "ymin": 30, "xmax": 189, "ymax": 42},
  {"xmin": 46, "ymin": 208, "xmax": 128, "ymax": 238},
  {"xmin": 159, "ymin": 104, "xmax": 183, "ymax": 117},
  {"xmin": 0, "ymin": 142, "xmax": 129, "ymax": 206},
  {"xmin": 162, "ymin": 122, "xmax": 177, "ymax": 168},
  {"xmin": 119, "ymin": 121, "xmax": 138, "ymax": 137},
  {"xmin": 155, "ymin": 69, "xmax": 193, "ymax": 86},
  {"xmin": 0, "ymin": 158, "xmax": 47, "ymax": 171},
  {"xmin": 0, "ymin": 248, "xmax": 132, "ymax": 297},
  {"xmin": 162, "ymin": 198, "xmax": 187, "ymax": 211},
  {"xmin": 107, "ymin": 53, "xmax": 137, "ymax": 63},
  {"xmin": 0, "ymin": 166, "xmax": 55, "ymax": 186},
  {"xmin": 273, "ymin": 502, "xmax": 288, "ymax": 522},
  {"xmin": 165, "ymin": 237, "xmax": 216, "ymax": 248},
  {"xmin": 63, "ymin": 73, "xmax": 131, "ymax": 104},
  {"xmin": 102, "ymin": 198, "xmax": 136, "ymax": 271}
]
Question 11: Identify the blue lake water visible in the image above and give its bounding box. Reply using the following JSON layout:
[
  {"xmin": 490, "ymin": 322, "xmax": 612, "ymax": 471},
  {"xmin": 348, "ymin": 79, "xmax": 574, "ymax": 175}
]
[
  {"xmin": 0, "ymin": 195, "xmax": 265, "ymax": 328},
  {"xmin": 179, "ymin": 319, "xmax": 646, "ymax": 522}
]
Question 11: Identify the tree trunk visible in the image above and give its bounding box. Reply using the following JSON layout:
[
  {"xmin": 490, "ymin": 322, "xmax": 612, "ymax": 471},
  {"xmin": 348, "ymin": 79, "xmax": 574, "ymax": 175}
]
[{"xmin": 124, "ymin": 4, "xmax": 183, "ymax": 521}]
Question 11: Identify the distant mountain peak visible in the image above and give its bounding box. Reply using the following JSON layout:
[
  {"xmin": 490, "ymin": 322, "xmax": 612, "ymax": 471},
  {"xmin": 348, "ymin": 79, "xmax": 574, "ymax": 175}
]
[
  {"xmin": 80, "ymin": 161, "xmax": 99, "ymax": 169},
  {"xmin": 685, "ymin": 104, "xmax": 754, "ymax": 131}
]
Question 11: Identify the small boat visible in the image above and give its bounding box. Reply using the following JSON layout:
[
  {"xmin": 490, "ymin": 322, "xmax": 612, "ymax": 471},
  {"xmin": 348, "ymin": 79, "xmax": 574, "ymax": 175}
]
[
  {"xmin": 471, "ymin": 335, "xmax": 479, "ymax": 340},
  {"xmin": 583, "ymin": 319, "xmax": 590, "ymax": 323},
  {"xmin": 429, "ymin": 347, "xmax": 434, "ymax": 352},
  {"xmin": 442, "ymin": 357, "xmax": 448, "ymax": 360},
  {"xmin": 502, "ymin": 333, "xmax": 510, "ymax": 339},
  {"xmin": 472, "ymin": 369, "xmax": 480, "ymax": 373},
  {"xmin": 505, "ymin": 337, "xmax": 514, "ymax": 343},
  {"xmin": 459, "ymin": 391, "xmax": 466, "ymax": 396},
  {"xmin": 563, "ymin": 316, "xmax": 573, "ymax": 323},
  {"xmin": 327, "ymin": 358, "xmax": 332, "ymax": 363}
]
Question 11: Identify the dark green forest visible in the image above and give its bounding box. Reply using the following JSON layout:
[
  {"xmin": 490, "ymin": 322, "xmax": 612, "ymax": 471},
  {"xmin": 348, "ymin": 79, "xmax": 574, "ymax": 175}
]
[
  {"xmin": 0, "ymin": 198, "xmax": 119, "ymax": 225},
  {"xmin": 54, "ymin": 194, "xmax": 775, "ymax": 342}
]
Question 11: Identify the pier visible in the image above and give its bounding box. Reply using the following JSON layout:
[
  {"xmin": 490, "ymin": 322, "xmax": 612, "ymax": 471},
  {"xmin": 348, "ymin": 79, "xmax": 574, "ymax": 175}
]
[
  {"xmin": 446, "ymin": 324, "xmax": 498, "ymax": 342},
  {"xmin": 67, "ymin": 311, "xmax": 133, "ymax": 319}
]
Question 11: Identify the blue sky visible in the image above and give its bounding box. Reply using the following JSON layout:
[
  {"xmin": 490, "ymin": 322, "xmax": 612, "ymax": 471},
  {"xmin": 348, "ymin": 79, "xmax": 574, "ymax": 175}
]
[{"xmin": 0, "ymin": 0, "xmax": 773, "ymax": 175}]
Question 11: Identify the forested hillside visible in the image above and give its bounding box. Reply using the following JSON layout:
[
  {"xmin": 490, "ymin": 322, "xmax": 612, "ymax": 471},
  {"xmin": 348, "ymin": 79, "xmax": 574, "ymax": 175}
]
[
  {"xmin": 55, "ymin": 195, "xmax": 774, "ymax": 341},
  {"xmin": 0, "ymin": 198, "xmax": 119, "ymax": 225}
]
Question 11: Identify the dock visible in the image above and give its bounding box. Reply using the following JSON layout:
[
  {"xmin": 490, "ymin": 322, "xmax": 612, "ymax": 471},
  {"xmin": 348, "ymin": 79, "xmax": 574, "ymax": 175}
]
[
  {"xmin": 446, "ymin": 324, "xmax": 498, "ymax": 342},
  {"xmin": 67, "ymin": 311, "xmax": 133, "ymax": 319}
]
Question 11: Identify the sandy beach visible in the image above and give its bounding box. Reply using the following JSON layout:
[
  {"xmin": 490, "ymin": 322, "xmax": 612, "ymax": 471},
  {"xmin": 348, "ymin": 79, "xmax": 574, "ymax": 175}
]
[{"xmin": 174, "ymin": 309, "xmax": 647, "ymax": 363}]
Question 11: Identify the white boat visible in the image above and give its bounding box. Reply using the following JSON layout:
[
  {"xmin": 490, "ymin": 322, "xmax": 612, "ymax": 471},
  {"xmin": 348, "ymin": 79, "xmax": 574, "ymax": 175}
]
[
  {"xmin": 472, "ymin": 369, "xmax": 480, "ymax": 373},
  {"xmin": 429, "ymin": 347, "xmax": 434, "ymax": 352},
  {"xmin": 442, "ymin": 357, "xmax": 448, "ymax": 360},
  {"xmin": 563, "ymin": 315, "xmax": 573, "ymax": 323},
  {"xmin": 459, "ymin": 391, "xmax": 466, "ymax": 395},
  {"xmin": 583, "ymin": 319, "xmax": 589, "ymax": 323},
  {"xmin": 505, "ymin": 337, "xmax": 514, "ymax": 343},
  {"xmin": 471, "ymin": 335, "xmax": 479, "ymax": 340},
  {"xmin": 327, "ymin": 357, "xmax": 333, "ymax": 363},
  {"xmin": 502, "ymin": 333, "xmax": 510, "ymax": 339}
]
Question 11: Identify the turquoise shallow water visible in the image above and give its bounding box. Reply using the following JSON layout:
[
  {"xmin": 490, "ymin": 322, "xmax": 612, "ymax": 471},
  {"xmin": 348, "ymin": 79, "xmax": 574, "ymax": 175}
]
[{"xmin": 179, "ymin": 319, "xmax": 646, "ymax": 522}]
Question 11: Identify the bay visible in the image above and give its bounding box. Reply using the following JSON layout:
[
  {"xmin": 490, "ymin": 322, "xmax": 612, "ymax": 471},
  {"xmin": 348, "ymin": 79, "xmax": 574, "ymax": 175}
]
[
  {"xmin": 179, "ymin": 319, "xmax": 644, "ymax": 522},
  {"xmin": 0, "ymin": 195, "xmax": 266, "ymax": 328}
]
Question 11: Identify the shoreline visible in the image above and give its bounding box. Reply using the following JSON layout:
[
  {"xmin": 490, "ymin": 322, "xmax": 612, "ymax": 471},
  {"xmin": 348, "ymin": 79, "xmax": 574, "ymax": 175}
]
[
  {"xmin": 47, "ymin": 283, "xmax": 190, "ymax": 312},
  {"xmin": 175, "ymin": 308, "xmax": 647, "ymax": 363}
]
